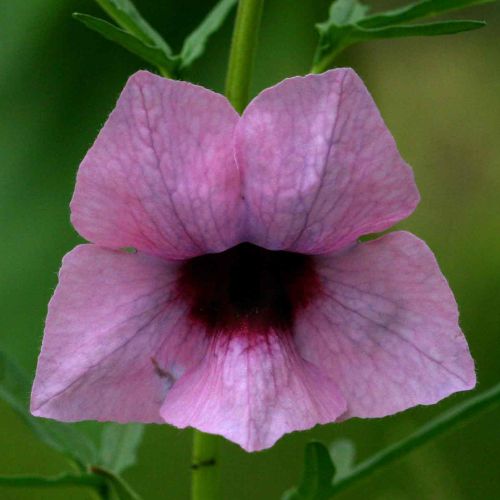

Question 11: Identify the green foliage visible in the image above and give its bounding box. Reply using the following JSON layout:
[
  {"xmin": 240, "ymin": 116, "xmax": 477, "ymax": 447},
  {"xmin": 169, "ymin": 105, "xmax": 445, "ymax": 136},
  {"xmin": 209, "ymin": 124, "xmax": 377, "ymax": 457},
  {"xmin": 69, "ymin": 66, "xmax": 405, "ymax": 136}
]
[
  {"xmin": 0, "ymin": 472, "xmax": 105, "ymax": 490},
  {"xmin": 74, "ymin": 0, "xmax": 238, "ymax": 78},
  {"xmin": 180, "ymin": 0, "xmax": 238, "ymax": 70},
  {"xmin": 313, "ymin": 0, "xmax": 490, "ymax": 72},
  {"xmin": 94, "ymin": 0, "xmax": 173, "ymax": 53},
  {"xmin": 92, "ymin": 467, "xmax": 143, "ymax": 500},
  {"xmin": 0, "ymin": 351, "xmax": 144, "ymax": 497},
  {"xmin": 329, "ymin": 439, "xmax": 356, "ymax": 481},
  {"xmin": 324, "ymin": 0, "xmax": 370, "ymax": 26},
  {"xmin": 284, "ymin": 383, "xmax": 500, "ymax": 498},
  {"xmin": 351, "ymin": 19, "xmax": 485, "ymax": 41},
  {"xmin": 283, "ymin": 442, "xmax": 336, "ymax": 500},
  {"xmin": 0, "ymin": 350, "xmax": 97, "ymax": 468},
  {"xmin": 73, "ymin": 14, "xmax": 179, "ymax": 76},
  {"xmin": 99, "ymin": 423, "xmax": 145, "ymax": 474},
  {"xmin": 360, "ymin": 0, "xmax": 495, "ymax": 28},
  {"xmin": 0, "ymin": 470, "xmax": 142, "ymax": 499}
]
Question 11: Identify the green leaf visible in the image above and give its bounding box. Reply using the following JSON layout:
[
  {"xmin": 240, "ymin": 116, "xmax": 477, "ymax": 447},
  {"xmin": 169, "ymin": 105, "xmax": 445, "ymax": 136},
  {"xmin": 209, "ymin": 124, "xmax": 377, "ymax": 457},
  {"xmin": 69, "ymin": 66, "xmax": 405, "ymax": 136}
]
[
  {"xmin": 0, "ymin": 351, "xmax": 97, "ymax": 467},
  {"xmin": 330, "ymin": 382, "xmax": 500, "ymax": 495},
  {"xmin": 352, "ymin": 19, "xmax": 486, "ymax": 42},
  {"xmin": 329, "ymin": 439, "xmax": 356, "ymax": 481},
  {"xmin": 319, "ymin": 0, "xmax": 370, "ymax": 28},
  {"xmin": 92, "ymin": 467, "xmax": 142, "ymax": 500},
  {"xmin": 313, "ymin": 0, "xmax": 489, "ymax": 72},
  {"xmin": 73, "ymin": 14, "xmax": 178, "ymax": 75},
  {"xmin": 0, "ymin": 470, "xmax": 142, "ymax": 499},
  {"xmin": 180, "ymin": 0, "xmax": 238, "ymax": 70},
  {"xmin": 99, "ymin": 423, "xmax": 144, "ymax": 474},
  {"xmin": 0, "ymin": 472, "xmax": 105, "ymax": 490},
  {"xmin": 283, "ymin": 442, "xmax": 335, "ymax": 500},
  {"xmin": 77, "ymin": 0, "xmax": 238, "ymax": 76},
  {"xmin": 360, "ymin": 0, "xmax": 495, "ymax": 29},
  {"xmin": 94, "ymin": 0, "xmax": 172, "ymax": 54}
]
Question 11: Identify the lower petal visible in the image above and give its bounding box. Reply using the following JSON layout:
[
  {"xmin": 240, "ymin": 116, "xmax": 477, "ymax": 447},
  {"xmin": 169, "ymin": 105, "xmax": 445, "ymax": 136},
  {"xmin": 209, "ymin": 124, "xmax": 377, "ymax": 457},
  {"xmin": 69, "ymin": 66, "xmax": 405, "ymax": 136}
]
[
  {"xmin": 160, "ymin": 330, "xmax": 346, "ymax": 452},
  {"xmin": 295, "ymin": 231, "xmax": 476, "ymax": 419},
  {"xmin": 31, "ymin": 245, "xmax": 207, "ymax": 422}
]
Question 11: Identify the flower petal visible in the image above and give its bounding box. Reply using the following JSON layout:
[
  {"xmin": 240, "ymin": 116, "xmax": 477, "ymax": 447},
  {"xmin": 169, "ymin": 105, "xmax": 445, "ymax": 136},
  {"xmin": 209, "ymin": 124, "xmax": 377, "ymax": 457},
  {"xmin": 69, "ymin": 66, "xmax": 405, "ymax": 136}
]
[
  {"xmin": 31, "ymin": 245, "xmax": 207, "ymax": 422},
  {"xmin": 71, "ymin": 71, "xmax": 242, "ymax": 260},
  {"xmin": 160, "ymin": 331, "xmax": 346, "ymax": 452},
  {"xmin": 235, "ymin": 68, "xmax": 419, "ymax": 252},
  {"xmin": 295, "ymin": 231, "xmax": 476, "ymax": 419}
]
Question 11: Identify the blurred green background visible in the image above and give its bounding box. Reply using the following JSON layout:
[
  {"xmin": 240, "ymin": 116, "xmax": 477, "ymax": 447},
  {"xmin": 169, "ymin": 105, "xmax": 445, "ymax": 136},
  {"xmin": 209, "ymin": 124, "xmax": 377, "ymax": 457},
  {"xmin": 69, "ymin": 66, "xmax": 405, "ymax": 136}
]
[{"xmin": 1, "ymin": 1, "xmax": 499, "ymax": 499}]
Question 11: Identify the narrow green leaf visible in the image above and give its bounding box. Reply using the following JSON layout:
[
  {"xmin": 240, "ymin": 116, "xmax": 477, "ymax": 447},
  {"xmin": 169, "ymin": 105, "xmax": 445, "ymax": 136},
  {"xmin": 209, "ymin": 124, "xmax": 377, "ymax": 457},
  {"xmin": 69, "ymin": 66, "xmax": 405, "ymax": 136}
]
[
  {"xmin": 313, "ymin": 18, "xmax": 485, "ymax": 73},
  {"xmin": 283, "ymin": 442, "xmax": 335, "ymax": 500},
  {"xmin": 180, "ymin": 0, "xmax": 238, "ymax": 69},
  {"xmin": 352, "ymin": 20, "xmax": 486, "ymax": 41},
  {"xmin": 99, "ymin": 423, "xmax": 144, "ymax": 474},
  {"xmin": 360, "ymin": 0, "xmax": 495, "ymax": 29},
  {"xmin": 318, "ymin": 0, "xmax": 370, "ymax": 29},
  {"xmin": 0, "ymin": 351, "xmax": 97, "ymax": 467},
  {"xmin": 95, "ymin": 0, "xmax": 172, "ymax": 54},
  {"xmin": 92, "ymin": 467, "xmax": 142, "ymax": 500},
  {"xmin": 73, "ymin": 14, "xmax": 178, "ymax": 75},
  {"xmin": 0, "ymin": 472, "xmax": 105, "ymax": 490},
  {"xmin": 329, "ymin": 439, "xmax": 356, "ymax": 480},
  {"xmin": 313, "ymin": 0, "xmax": 490, "ymax": 72},
  {"xmin": 330, "ymin": 382, "xmax": 500, "ymax": 495}
]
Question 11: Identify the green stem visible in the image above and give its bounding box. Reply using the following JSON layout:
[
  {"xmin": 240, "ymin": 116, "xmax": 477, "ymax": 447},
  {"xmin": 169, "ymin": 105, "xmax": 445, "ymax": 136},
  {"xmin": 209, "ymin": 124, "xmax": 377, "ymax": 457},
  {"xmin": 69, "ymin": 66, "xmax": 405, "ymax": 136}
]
[
  {"xmin": 311, "ymin": 47, "xmax": 344, "ymax": 74},
  {"xmin": 0, "ymin": 472, "xmax": 105, "ymax": 490},
  {"xmin": 330, "ymin": 382, "xmax": 500, "ymax": 495},
  {"xmin": 190, "ymin": 4, "xmax": 264, "ymax": 497},
  {"xmin": 191, "ymin": 431, "xmax": 219, "ymax": 500},
  {"xmin": 224, "ymin": 0, "xmax": 265, "ymax": 113},
  {"xmin": 91, "ymin": 467, "xmax": 141, "ymax": 500},
  {"xmin": 189, "ymin": 4, "xmax": 264, "ymax": 496}
]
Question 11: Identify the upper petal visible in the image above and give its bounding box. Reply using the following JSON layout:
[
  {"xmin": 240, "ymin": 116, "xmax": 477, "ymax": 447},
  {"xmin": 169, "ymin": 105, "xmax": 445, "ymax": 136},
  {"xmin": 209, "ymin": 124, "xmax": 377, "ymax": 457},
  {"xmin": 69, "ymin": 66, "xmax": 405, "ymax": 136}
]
[
  {"xmin": 71, "ymin": 71, "xmax": 242, "ymax": 260},
  {"xmin": 295, "ymin": 231, "xmax": 476, "ymax": 419},
  {"xmin": 160, "ymin": 331, "xmax": 346, "ymax": 452},
  {"xmin": 235, "ymin": 68, "xmax": 419, "ymax": 253},
  {"xmin": 31, "ymin": 245, "xmax": 207, "ymax": 422}
]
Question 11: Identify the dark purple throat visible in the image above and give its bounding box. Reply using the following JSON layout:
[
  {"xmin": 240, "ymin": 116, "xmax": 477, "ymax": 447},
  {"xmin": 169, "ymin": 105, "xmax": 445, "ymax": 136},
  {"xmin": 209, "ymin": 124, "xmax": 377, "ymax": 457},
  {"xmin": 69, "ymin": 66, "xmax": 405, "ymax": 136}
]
[{"xmin": 177, "ymin": 243, "xmax": 320, "ymax": 336}]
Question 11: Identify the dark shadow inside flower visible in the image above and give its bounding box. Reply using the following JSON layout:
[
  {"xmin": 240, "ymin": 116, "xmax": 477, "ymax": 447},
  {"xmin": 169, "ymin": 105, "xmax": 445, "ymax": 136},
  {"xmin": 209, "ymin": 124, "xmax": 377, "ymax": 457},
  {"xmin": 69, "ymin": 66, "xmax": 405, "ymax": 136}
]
[{"xmin": 177, "ymin": 243, "xmax": 320, "ymax": 337}]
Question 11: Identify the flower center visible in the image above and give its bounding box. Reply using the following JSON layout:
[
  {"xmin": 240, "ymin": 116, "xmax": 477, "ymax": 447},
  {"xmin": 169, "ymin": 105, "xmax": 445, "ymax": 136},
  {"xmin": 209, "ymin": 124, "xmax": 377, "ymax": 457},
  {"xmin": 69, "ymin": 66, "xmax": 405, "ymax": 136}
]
[{"xmin": 177, "ymin": 243, "xmax": 319, "ymax": 336}]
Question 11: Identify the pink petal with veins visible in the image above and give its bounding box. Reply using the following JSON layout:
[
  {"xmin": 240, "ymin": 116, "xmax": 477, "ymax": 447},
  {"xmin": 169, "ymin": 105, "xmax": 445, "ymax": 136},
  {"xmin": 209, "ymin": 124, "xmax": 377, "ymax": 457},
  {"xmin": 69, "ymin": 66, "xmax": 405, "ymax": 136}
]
[
  {"xmin": 295, "ymin": 231, "xmax": 476, "ymax": 418},
  {"xmin": 31, "ymin": 69, "xmax": 476, "ymax": 452},
  {"xmin": 236, "ymin": 68, "xmax": 419, "ymax": 253},
  {"xmin": 160, "ymin": 331, "xmax": 346, "ymax": 452},
  {"xmin": 31, "ymin": 244, "xmax": 207, "ymax": 422},
  {"xmin": 71, "ymin": 71, "xmax": 242, "ymax": 260}
]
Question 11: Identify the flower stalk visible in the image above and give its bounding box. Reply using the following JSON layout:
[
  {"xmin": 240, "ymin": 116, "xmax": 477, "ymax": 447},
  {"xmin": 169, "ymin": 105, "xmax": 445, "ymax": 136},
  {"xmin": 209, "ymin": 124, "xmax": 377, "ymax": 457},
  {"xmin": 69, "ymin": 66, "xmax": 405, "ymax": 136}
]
[
  {"xmin": 191, "ymin": 2, "xmax": 264, "ymax": 499},
  {"xmin": 191, "ymin": 431, "xmax": 219, "ymax": 500},
  {"xmin": 224, "ymin": 0, "xmax": 264, "ymax": 113}
]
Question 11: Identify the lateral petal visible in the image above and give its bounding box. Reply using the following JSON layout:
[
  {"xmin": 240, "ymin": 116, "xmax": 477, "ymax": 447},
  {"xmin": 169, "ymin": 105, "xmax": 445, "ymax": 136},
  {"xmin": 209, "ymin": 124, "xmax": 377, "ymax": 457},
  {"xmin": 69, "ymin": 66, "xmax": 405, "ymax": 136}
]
[
  {"xmin": 31, "ymin": 245, "xmax": 206, "ymax": 422},
  {"xmin": 295, "ymin": 231, "xmax": 476, "ymax": 418}
]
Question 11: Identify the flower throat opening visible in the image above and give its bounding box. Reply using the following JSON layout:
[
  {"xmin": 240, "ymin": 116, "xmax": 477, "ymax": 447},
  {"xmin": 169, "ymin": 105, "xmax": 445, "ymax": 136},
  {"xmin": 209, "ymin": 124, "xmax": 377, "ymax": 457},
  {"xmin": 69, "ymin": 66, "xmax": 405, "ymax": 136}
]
[{"xmin": 177, "ymin": 243, "xmax": 320, "ymax": 335}]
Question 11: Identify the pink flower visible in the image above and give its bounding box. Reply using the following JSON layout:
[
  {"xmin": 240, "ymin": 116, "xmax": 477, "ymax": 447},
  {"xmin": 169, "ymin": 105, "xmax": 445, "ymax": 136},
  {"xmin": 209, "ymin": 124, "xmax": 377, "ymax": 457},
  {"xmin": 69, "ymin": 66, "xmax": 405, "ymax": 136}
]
[{"xmin": 31, "ymin": 69, "xmax": 475, "ymax": 452}]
